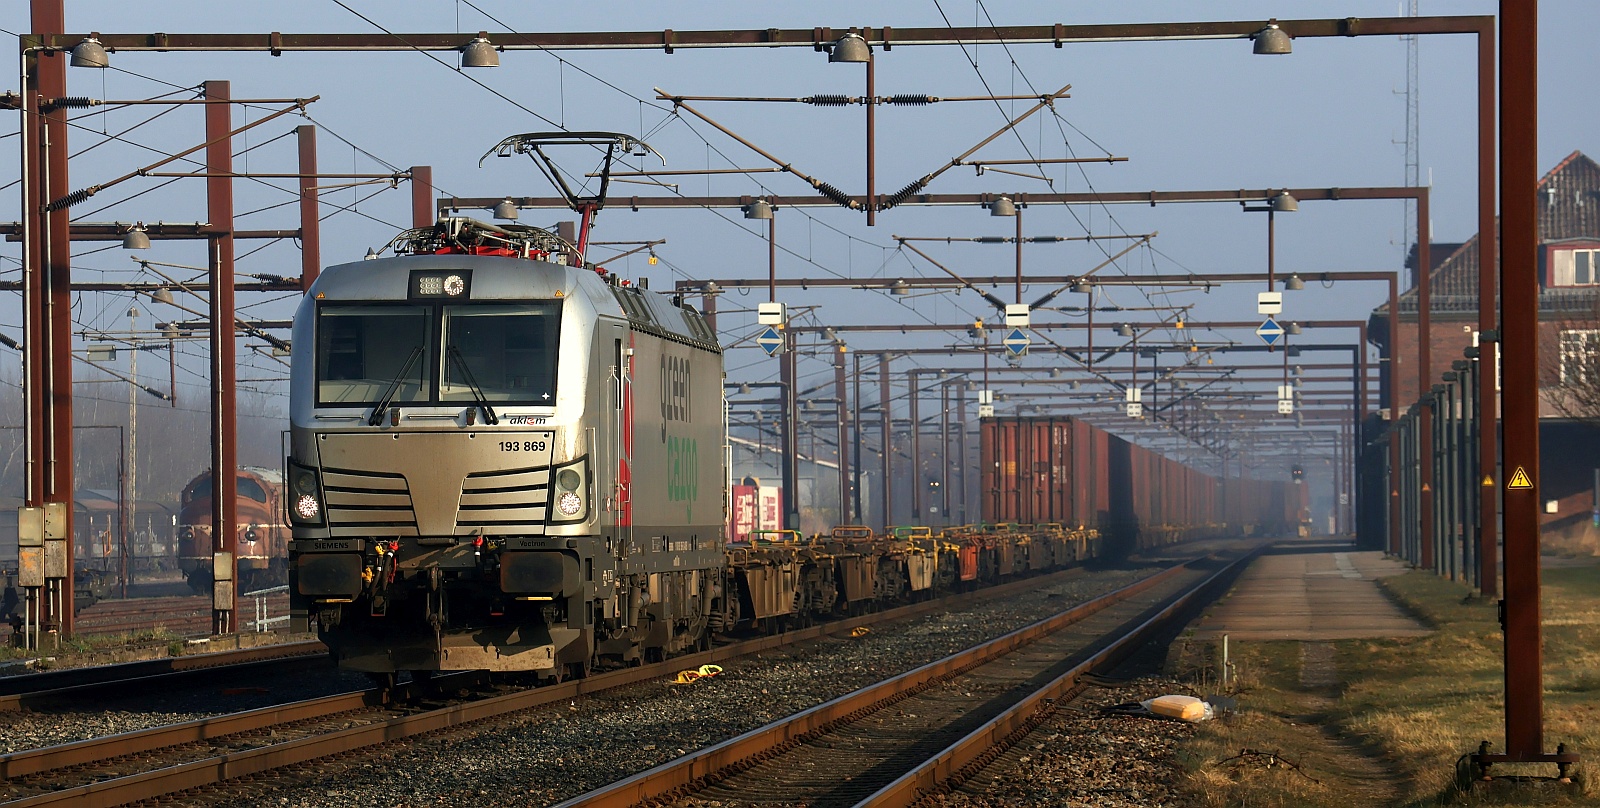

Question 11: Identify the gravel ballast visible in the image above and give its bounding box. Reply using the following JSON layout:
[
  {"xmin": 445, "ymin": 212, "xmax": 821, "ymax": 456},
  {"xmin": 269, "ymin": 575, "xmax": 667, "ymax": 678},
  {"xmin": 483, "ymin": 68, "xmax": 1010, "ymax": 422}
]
[
  {"xmin": 211, "ymin": 566, "xmax": 1166, "ymax": 807},
  {"xmin": 0, "ymin": 666, "xmax": 375, "ymax": 753}
]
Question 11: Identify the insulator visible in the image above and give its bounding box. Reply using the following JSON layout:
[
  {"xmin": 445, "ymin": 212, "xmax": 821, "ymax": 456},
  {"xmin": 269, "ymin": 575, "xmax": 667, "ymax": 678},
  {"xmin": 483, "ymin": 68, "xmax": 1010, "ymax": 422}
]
[
  {"xmin": 975, "ymin": 236, "xmax": 1006, "ymax": 244},
  {"xmin": 805, "ymin": 94, "xmax": 853, "ymax": 106},
  {"xmin": 887, "ymin": 94, "xmax": 935, "ymax": 106},
  {"xmin": 813, "ymin": 180, "xmax": 856, "ymax": 209},
  {"xmin": 44, "ymin": 186, "xmax": 94, "ymax": 212},
  {"xmin": 47, "ymin": 96, "xmax": 98, "ymax": 109},
  {"xmin": 879, "ymin": 177, "xmax": 929, "ymax": 210}
]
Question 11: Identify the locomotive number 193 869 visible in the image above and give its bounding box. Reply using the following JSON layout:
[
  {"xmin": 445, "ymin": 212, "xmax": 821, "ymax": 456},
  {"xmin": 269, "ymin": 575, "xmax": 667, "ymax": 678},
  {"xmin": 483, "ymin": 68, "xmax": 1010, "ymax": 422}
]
[{"xmin": 498, "ymin": 440, "xmax": 548, "ymax": 453}]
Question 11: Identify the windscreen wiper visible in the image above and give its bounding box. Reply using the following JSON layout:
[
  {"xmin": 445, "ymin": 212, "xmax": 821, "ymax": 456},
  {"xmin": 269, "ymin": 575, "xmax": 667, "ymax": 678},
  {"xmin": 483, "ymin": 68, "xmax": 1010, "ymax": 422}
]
[
  {"xmin": 448, "ymin": 346, "xmax": 499, "ymax": 425},
  {"xmin": 368, "ymin": 346, "xmax": 422, "ymax": 426}
]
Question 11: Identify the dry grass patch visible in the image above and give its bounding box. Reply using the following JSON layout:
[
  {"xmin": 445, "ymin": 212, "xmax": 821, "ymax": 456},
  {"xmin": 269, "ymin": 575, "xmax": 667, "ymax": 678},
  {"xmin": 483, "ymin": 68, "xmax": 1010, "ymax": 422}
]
[{"xmin": 1175, "ymin": 566, "xmax": 1600, "ymax": 807}]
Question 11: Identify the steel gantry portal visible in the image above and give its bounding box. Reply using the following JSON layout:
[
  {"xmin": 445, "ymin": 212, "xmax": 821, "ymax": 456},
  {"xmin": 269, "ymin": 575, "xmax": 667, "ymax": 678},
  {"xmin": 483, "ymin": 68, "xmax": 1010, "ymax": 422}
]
[{"xmin": 13, "ymin": 5, "xmax": 1559, "ymax": 771}]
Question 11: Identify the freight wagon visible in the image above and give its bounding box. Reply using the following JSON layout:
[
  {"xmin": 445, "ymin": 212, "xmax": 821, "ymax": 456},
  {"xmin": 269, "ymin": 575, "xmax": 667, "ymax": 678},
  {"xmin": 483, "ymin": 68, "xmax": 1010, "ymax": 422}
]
[{"xmin": 980, "ymin": 415, "xmax": 1300, "ymax": 556}]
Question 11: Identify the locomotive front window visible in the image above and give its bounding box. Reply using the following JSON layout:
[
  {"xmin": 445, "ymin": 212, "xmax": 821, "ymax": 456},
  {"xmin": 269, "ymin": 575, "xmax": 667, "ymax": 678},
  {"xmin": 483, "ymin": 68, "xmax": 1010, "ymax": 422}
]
[
  {"xmin": 316, "ymin": 305, "xmax": 433, "ymax": 405},
  {"xmin": 238, "ymin": 476, "xmax": 269, "ymax": 503},
  {"xmin": 441, "ymin": 304, "xmax": 561, "ymax": 404}
]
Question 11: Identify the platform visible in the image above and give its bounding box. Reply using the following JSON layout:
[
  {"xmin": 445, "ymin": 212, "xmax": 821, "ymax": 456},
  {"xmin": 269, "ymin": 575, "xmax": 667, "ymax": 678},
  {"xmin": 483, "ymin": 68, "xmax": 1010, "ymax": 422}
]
[{"xmin": 1189, "ymin": 539, "xmax": 1433, "ymax": 641}]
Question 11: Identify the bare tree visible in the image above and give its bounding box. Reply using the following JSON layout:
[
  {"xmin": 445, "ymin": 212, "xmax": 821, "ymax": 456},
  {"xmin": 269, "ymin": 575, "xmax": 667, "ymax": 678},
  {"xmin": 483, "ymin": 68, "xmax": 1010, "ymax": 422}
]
[{"xmin": 1541, "ymin": 288, "xmax": 1600, "ymax": 425}]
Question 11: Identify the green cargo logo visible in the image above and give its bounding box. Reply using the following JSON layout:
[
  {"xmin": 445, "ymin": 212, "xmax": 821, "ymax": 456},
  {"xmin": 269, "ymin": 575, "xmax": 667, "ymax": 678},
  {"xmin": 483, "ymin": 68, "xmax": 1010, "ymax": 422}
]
[{"xmin": 667, "ymin": 435, "xmax": 699, "ymax": 503}]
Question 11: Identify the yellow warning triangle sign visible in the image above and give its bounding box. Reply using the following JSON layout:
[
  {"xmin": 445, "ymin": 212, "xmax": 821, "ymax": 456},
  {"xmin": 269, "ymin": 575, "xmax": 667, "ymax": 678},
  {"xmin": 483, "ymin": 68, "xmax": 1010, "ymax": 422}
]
[
  {"xmin": 1507, "ymin": 466, "xmax": 1533, "ymax": 490},
  {"xmin": 1481, "ymin": 474, "xmax": 1495, "ymax": 487}
]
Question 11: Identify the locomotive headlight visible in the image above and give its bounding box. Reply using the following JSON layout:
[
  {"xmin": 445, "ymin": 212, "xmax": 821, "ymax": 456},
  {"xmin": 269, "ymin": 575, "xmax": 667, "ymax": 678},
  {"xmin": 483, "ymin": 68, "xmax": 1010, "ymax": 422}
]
[
  {"xmin": 409, "ymin": 270, "xmax": 472, "ymax": 300},
  {"xmin": 549, "ymin": 458, "xmax": 588, "ymax": 522},
  {"xmin": 288, "ymin": 461, "xmax": 325, "ymax": 526}
]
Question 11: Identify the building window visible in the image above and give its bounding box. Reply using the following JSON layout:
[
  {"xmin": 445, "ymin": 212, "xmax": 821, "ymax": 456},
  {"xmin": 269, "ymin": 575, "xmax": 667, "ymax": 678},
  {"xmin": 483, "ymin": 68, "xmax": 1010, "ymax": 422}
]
[
  {"xmin": 1552, "ymin": 248, "xmax": 1600, "ymax": 286},
  {"xmin": 1559, "ymin": 329, "xmax": 1600, "ymax": 386}
]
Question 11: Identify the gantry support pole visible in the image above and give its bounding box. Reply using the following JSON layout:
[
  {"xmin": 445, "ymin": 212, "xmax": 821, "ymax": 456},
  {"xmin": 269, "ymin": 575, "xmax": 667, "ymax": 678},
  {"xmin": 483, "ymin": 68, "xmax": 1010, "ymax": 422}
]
[
  {"xmin": 1498, "ymin": 0, "xmax": 1552, "ymax": 766},
  {"xmin": 909, "ymin": 369, "xmax": 922, "ymax": 523},
  {"xmin": 1476, "ymin": 18, "xmax": 1500, "ymax": 600},
  {"xmin": 24, "ymin": 0, "xmax": 75, "ymax": 635},
  {"xmin": 879, "ymin": 354, "xmax": 893, "ymax": 532},
  {"xmin": 1417, "ymin": 190, "xmax": 1434, "ymax": 570},
  {"xmin": 296, "ymin": 125, "xmax": 319, "ymax": 291},
  {"xmin": 864, "ymin": 38, "xmax": 875, "ymax": 227},
  {"xmin": 1356, "ymin": 322, "xmax": 1368, "ymax": 537},
  {"xmin": 852, "ymin": 351, "xmax": 865, "ymax": 524},
  {"xmin": 834, "ymin": 346, "xmax": 849, "ymax": 524},
  {"xmin": 940, "ymin": 379, "xmax": 952, "ymax": 523},
  {"xmin": 205, "ymin": 80, "xmax": 239, "ymax": 635},
  {"xmin": 1388, "ymin": 273, "xmax": 1401, "ymax": 557},
  {"xmin": 780, "ymin": 337, "xmax": 799, "ymax": 531}
]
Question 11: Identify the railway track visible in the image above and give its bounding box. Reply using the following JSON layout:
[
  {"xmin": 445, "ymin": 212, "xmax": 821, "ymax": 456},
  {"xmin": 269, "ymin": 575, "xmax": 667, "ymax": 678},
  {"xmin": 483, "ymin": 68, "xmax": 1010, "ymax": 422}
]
[
  {"xmin": 556, "ymin": 550, "xmax": 1254, "ymax": 808},
  {"xmin": 1, "ymin": 594, "xmax": 290, "ymax": 644},
  {"xmin": 0, "ymin": 641, "xmax": 329, "ymax": 712},
  {"xmin": 0, "ymin": 560, "xmax": 1160, "ymax": 808}
]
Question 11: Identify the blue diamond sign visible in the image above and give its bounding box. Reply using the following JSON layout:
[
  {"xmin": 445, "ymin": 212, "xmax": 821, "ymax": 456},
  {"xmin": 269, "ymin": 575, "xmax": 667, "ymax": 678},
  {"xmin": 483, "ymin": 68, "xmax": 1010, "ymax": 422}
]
[
  {"xmin": 1256, "ymin": 317, "xmax": 1285, "ymax": 347},
  {"xmin": 757, "ymin": 326, "xmax": 784, "ymax": 356},
  {"xmin": 1003, "ymin": 327, "xmax": 1030, "ymax": 357}
]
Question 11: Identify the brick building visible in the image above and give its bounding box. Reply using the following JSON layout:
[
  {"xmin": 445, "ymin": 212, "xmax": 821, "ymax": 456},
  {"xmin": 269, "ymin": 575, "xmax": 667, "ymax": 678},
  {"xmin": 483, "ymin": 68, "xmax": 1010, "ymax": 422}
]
[{"xmin": 1369, "ymin": 150, "xmax": 1600, "ymax": 551}]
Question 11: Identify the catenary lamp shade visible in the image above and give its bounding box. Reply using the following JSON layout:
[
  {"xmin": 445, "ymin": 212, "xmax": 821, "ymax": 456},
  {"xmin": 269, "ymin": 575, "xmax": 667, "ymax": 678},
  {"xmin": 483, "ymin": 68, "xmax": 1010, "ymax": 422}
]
[
  {"xmin": 461, "ymin": 34, "xmax": 500, "ymax": 68},
  {"xmin": 1252, "ymin": 22, "xmax": 1292, "ymax": 55},
  {"xmin": 829, "ymin": 33, "xmax": 871, "ymax": 63},
  {"xmin": 121, "ymin": 225, "xmax": 151, "ymax": 250},
  {"xmin": 70, "ymin": 36, "xmax": 109, "ymax": 68}
]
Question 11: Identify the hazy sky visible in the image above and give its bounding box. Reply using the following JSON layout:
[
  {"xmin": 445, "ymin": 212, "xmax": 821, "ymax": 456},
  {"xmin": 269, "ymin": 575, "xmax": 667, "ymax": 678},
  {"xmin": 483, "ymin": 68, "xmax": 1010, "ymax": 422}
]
[{"xmin": 0, "ymin": 2, "xmax": 1594, "ymax": 456}]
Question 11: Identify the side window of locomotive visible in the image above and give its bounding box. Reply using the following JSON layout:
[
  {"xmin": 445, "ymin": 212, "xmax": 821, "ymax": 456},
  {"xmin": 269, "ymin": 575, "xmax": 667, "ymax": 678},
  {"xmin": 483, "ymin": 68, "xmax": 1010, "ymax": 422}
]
[
  {"xmin": 237, "ymin": 476, "xmax": 268, "ymax": 503},
  {"xmin": 316, "ymin": 305, "xmax": 431, "ymax": 405},
  {"xmin": 441, "ymin": 304, "xmax": 561, "ymax": 403}
]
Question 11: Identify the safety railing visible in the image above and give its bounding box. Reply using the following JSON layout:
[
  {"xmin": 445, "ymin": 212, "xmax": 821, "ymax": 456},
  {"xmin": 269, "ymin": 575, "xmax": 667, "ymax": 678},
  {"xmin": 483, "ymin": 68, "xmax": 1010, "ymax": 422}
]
[{"xmin": 241, "ymin": 584, "xmax": 290, "ymax": 632}]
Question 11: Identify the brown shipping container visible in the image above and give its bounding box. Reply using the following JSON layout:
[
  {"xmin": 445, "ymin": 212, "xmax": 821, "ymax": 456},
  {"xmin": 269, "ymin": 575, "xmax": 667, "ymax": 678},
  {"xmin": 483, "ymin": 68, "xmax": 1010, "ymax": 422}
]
[{"xmin": 981, "ymin": 415, "xmax": 1299, "ymax": 550}]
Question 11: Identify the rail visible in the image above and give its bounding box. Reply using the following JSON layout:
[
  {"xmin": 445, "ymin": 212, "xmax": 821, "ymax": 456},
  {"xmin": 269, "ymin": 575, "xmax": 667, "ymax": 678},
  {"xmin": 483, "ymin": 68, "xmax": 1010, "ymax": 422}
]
[
  {"xmin": 552, "ymin": 548, "xmax": 1257, "ymax": 807},
  {"xmin": 860, "ymin": 547, "xmax": 1259, "ymax": 806},
  {"xmin": 0, "ymin": 562, "xmax": 1140, "ymax": 808},
  {"xmin": 0, "ymin": 640, "xmax": 326, "ymax": 711}
]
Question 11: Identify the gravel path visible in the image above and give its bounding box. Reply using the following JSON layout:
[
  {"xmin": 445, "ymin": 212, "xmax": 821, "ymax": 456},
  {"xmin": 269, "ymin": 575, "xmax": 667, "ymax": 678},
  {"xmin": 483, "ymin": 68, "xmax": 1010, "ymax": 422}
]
[{"xmin": 189, "ymin": 565, "xmax": 1165, "ymax": 808}]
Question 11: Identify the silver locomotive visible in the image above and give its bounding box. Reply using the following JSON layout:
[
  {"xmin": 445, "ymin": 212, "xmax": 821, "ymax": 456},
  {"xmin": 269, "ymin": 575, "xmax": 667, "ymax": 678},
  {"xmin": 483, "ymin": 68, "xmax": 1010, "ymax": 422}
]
[{"xmin": 287, "ymin": 145, "xmax": 726, "ymax": 678}]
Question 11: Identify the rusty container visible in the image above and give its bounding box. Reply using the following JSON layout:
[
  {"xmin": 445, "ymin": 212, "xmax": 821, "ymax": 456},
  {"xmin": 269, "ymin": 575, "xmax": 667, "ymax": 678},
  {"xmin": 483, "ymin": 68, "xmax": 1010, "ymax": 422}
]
[{"xmin": 958, "ymin": 542, "xmax": 979, "ymax": 582}]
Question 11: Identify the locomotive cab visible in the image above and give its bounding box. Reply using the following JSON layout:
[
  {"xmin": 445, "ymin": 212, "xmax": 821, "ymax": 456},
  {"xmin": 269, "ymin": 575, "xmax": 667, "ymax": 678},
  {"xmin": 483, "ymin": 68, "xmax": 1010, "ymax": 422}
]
[{"xmin": 287, "ymin": 217, "xmax": 724, "ymax": 677}]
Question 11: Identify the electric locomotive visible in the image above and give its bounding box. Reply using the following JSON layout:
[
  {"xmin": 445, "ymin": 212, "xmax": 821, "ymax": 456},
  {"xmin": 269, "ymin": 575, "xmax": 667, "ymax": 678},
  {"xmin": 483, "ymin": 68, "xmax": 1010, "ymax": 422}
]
[{"xmin": 287, "ymin": 133, "xmax": 726, "ymax": 679}]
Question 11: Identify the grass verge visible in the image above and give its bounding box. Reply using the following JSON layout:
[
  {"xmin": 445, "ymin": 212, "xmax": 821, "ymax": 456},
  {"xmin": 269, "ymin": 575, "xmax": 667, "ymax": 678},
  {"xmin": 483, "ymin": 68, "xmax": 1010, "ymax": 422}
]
[{"xmin": 1173, "ymin": 563, "xmax": 1600, "ymax": 807}]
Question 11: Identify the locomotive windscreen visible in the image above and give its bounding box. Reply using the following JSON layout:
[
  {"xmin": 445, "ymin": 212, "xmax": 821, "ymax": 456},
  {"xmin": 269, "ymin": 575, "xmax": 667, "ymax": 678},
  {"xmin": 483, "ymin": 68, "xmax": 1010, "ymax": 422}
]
[
  {"xmin": 316, "ymin": 305, "xmax": 432, "ymax": 405},
  {"xmin": 315, "ymin": 301, "xmax": 561, "ymax": 406},
  {"xmin": 440, "ymin": 303, "xmax": 560, "ymax": 403}
]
